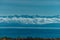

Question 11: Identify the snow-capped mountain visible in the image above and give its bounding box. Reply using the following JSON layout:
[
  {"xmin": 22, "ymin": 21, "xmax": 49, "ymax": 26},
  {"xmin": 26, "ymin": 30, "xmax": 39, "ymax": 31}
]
[{"xmin": 0, "ymin": 15, "xmax": 60, "ymax": 24}]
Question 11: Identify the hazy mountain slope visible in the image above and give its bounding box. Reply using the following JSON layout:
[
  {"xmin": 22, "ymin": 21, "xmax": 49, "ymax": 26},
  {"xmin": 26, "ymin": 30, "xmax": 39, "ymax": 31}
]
[{"xmin": 0, "ymin": 15, "xmax": 60, "ymax": 27}]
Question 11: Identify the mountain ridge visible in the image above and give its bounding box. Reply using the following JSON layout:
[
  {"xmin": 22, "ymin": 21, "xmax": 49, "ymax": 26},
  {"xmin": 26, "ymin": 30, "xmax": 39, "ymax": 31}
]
[
  {"xmin": 0, "ymin": 15, "xmax": 59, "ymax": 25},
  {"xmin": 0, "ymin": 15, "xmax": 60, "ymax": 18}
]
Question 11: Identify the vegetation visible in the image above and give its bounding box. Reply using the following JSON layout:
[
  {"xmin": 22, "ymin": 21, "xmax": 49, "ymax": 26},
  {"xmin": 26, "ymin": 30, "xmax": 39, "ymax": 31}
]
[{"xmin": 0, "ymin": 37, "xmax": 60, "ymax": 40}]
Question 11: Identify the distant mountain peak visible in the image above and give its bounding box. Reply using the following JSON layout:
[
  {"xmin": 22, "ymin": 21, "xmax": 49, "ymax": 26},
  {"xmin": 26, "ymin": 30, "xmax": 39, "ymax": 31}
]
[{"xmin": 0, "ymin": 15, "xmax": 60, "ymax": 18}]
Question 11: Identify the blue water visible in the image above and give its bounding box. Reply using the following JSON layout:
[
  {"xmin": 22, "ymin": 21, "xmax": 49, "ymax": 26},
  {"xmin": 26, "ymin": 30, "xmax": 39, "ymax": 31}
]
[
  {"xmin": 0, "ymin": 23, "xmax": 60, "ymax": 38},
  {"xmin": 0, "ymin": 23, "xmax": 60, "ymax": 27},
  {"xmin": 0, "ymin": 28, "xmax": 60, "ymax": 38}
]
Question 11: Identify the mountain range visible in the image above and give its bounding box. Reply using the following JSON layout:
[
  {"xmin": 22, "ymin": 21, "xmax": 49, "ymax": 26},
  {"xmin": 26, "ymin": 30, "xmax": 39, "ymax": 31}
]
[
  {"xmin": 0, "ymin": 15, "xmax": 59, "ymax": 27},
  {"xmin": 0, "ymin": 15, "xmax": 60, "ymax": 24},
  {"xmin": 0, "ymin": 15, "xmax": 60, "ymax": 18}
]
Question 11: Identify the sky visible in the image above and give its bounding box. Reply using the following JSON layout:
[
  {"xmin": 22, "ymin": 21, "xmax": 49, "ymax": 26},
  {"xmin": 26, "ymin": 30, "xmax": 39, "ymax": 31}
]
[{"xmin": 0, "ymin": 0, "xmax": 60, "ymax": 16}]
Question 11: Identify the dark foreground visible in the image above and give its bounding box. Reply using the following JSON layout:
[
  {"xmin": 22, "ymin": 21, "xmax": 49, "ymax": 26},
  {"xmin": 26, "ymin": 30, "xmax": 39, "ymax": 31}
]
[{"xmin": 1, "ymin": 37, "xmax": 60, "ymax": 40}]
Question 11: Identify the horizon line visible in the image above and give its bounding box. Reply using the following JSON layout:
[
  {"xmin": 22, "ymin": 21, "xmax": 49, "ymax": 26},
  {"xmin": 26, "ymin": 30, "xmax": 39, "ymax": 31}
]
[{"xmin": 0, "ymin": 27, "xmax": 59, "ymax": 29}]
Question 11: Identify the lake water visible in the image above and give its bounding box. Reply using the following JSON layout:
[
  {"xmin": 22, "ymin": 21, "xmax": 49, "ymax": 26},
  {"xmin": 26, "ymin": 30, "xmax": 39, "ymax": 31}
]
[
  {"xmin": 0, "ymin": 28, "xmax": 60, "ymax": 38},
  {"xmin": 0, "ymin": 23, "xmax": 60, "ymax": 38}
]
